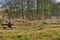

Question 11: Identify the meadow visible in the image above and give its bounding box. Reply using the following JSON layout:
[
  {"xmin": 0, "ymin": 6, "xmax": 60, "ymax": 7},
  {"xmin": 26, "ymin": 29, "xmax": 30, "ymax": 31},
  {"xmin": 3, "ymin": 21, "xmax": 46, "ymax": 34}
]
[
  {"xmin": 0, "ymin": 0, "xmax": 60, "ymax": 40},
  {"xmin": 0, "ymin": 20, "xmax": 60, "ymax": 40}
]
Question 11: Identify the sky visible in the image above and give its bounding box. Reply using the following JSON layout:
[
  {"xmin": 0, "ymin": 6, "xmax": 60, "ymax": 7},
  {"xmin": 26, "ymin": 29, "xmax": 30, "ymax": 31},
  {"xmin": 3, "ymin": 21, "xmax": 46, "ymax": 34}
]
[
  {"xmin": 0, "ymin": 0, "xmax": 60, "ymax": 7},
  {"xmin": 0, "ymin": 0, "xmax": 5, "ymax": 7},
  {"xmin": 56, "ymin": 0, "xmax": 60, "ymax": 2},
  {"xmin": 55, "ymin": 0, "xmax": 60, "ymax": 3},
  {"xmin": 0, "ymin": 0, "xmax": 4, "ymax": 2}
]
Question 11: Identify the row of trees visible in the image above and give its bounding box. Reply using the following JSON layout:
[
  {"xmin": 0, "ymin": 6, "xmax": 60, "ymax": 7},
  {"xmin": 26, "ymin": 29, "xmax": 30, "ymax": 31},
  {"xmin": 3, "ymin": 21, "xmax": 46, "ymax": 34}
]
[{"xmin": 3, "ymin": 0, "xmax": 60, "ymax": 20}]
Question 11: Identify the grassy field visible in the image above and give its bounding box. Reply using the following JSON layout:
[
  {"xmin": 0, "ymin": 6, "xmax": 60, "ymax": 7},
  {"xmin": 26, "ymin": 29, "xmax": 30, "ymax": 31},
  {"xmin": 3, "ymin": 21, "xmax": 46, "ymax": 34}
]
[{"xmin": 0, "ymin": 22, "xmax": 60, "ymax": 40}]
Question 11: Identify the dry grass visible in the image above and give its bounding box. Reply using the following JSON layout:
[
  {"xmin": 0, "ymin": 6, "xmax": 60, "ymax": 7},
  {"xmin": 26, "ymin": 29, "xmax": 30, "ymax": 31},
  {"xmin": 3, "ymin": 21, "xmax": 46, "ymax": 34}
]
[{"xmin": 0, "ymin": 27, "xmax": 60, "ymax": 40}]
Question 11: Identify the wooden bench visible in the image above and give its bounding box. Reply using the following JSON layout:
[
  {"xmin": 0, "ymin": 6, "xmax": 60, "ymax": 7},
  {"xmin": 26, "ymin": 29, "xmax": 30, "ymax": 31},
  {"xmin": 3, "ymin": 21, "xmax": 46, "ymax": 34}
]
[{"xmin": 1, "ymin": 22, "xmax": 13, "ymax": 29}]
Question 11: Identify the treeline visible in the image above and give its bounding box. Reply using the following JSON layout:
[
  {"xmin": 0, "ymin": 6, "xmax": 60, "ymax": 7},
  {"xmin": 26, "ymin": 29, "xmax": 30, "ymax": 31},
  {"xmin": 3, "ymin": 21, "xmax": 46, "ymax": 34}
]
[{"xmin": 3, "ymin": 0, "xmax": 60, "ymax": 20}]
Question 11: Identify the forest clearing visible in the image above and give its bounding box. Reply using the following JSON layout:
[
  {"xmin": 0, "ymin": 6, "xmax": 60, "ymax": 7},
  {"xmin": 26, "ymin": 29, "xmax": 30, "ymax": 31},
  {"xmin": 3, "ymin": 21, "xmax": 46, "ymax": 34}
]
[{"xmin": 0, "ymin": 0, "xmax": 60, "ymax": 40}]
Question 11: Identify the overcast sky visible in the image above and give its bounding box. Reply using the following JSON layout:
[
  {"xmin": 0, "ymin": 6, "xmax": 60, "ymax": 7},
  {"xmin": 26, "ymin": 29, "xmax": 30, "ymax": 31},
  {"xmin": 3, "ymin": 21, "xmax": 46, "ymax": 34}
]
[
  {"xmin": 0, "ymin": 0, "xmax": 60, "ymax": 2},
  {"xmin": 55, "ymin": 0, "xmax": 60, "ymax": 2},
  {"xmin": 0, "ymin": 0, "xmax": 60, "ymax": 7},
  {"xmin": 0, "ymin": 0, "xmax": 5, "ymax": 7},
  {"xmin": 0, "ymin": 0, "xmax": 4, "ymax": 2}
]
